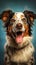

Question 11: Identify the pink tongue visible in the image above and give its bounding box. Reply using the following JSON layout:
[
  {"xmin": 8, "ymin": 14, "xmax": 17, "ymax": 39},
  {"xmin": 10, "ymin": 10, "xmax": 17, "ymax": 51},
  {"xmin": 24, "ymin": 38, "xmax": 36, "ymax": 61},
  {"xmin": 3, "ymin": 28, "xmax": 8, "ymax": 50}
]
[{"xmin": 16, "ymin": 35, "xmax": 23, "ymax": 44}]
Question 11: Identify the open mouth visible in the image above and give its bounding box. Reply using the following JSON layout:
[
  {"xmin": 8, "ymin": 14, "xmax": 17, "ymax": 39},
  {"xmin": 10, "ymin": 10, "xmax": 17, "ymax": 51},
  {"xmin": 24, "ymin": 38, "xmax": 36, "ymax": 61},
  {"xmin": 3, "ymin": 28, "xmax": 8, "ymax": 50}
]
[{"xmin": 12, "ymin": 31, "xmax": 24, "ymax": 44}]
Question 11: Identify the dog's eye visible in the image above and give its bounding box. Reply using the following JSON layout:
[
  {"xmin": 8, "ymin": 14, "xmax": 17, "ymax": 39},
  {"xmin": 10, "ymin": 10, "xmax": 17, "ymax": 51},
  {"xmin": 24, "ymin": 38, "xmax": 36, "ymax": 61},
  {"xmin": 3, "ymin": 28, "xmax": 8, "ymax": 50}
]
[
  {"xmin": 22, "ymin": 18, "xmax": 27, "ymax": 24},
  {"xmin": 10, "ymin": 19, "xmax": 15, "ymax": 22},
  {"xmin": 10, "ymin": 19, "xmax": 15, "ymax": 25}
]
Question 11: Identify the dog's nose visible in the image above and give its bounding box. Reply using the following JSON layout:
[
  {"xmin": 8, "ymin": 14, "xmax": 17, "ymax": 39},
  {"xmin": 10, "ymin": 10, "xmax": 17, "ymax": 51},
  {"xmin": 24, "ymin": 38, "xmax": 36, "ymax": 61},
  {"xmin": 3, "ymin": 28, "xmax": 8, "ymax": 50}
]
[{"xmin": 16, "ymin": 23, "xmax": 22, "ymax": 29}]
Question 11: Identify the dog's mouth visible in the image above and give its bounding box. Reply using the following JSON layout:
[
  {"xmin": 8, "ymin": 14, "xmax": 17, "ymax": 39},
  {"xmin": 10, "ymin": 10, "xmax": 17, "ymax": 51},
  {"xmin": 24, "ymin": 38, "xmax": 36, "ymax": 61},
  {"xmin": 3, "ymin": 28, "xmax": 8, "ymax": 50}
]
[{"xmin": 12, "ymin": 31, "xmax": 24, "ymax": 44}]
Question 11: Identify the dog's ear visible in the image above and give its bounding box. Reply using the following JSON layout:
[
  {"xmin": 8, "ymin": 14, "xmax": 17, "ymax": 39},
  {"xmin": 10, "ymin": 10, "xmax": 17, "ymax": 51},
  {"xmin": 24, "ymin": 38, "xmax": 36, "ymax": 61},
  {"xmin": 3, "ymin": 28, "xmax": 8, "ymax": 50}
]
[
  {"xmin": 23, "ymin": 10, "xmax": 36, "ymax": 25},
  {"xmin": 0, "ymin": 10, "xmax": 14, "ymax": 23}
]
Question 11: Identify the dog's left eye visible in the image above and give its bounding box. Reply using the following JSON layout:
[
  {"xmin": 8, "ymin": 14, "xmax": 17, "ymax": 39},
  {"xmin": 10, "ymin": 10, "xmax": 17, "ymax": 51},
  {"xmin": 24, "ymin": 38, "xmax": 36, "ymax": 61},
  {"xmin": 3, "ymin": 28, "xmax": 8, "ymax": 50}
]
[
  {"xmin": 10, "ymin": 19, "xmax": 15, "ymax": 25},
  {"xmin": 22, "ymin": 18, "xmax": 27, "ymax": 24}
]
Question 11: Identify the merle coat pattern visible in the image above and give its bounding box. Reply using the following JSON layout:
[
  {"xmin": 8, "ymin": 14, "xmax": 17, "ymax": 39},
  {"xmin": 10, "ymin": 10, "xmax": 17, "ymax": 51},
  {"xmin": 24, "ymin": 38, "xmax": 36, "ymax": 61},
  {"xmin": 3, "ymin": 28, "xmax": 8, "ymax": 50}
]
[{"xmin": 0, "ymin": 10, "xmax": 36, "ymax": 65}]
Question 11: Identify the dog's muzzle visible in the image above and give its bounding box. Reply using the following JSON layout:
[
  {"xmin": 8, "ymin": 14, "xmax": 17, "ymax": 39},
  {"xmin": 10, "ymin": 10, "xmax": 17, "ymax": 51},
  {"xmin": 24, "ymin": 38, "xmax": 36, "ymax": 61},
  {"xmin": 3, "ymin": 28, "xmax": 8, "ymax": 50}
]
[
  {"xmin": 16, "ymin": 23, "xmax": 22, "ymax": 29},
  {"xmin": 11, "ymin": 23, "xmax": 25, "ymax": 44}
]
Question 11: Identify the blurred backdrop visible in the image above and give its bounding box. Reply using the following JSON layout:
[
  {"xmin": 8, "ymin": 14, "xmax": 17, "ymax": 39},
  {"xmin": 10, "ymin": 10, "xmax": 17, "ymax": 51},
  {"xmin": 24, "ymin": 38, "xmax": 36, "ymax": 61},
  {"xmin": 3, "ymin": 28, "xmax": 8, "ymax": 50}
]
[{"xmin": 0, "ymin": 0, "xmax": 36, "ymax": 65}]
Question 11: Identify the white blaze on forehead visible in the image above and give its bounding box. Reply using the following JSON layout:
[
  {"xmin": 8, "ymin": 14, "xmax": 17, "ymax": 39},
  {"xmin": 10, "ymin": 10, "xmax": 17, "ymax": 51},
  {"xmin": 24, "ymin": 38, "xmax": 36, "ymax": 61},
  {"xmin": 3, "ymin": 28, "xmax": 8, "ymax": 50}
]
[
  {"xmin": 12, "ymin": 12, "xmax": 26, "ymax": 32},
  {"xmin": 13, "ymin": 12, "xmax": 25, "ymax": 20}
]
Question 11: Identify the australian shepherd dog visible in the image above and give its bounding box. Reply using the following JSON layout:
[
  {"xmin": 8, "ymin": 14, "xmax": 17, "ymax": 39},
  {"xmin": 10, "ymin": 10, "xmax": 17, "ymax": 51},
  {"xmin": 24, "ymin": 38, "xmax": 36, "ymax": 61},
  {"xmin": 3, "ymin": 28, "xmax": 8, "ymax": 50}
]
[{"xmin": 0, "ymin": 10, "xmax": 36, "ymax": 65}]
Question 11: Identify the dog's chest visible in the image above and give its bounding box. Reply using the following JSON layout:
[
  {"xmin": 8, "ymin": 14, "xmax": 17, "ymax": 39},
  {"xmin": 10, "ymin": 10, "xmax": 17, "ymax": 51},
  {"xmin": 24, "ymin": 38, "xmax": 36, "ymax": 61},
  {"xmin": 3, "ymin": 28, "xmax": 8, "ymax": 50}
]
[{"xmin": 6, "ymin": 43, "xmax": 34, "ymax": 63}]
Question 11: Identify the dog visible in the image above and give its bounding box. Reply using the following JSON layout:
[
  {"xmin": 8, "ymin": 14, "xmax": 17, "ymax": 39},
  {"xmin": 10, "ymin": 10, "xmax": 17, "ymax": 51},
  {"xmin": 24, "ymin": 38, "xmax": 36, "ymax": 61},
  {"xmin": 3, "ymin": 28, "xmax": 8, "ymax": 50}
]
[{"xmin": 0, "ymin": 10, "xmax": 36, "ymax": 65}]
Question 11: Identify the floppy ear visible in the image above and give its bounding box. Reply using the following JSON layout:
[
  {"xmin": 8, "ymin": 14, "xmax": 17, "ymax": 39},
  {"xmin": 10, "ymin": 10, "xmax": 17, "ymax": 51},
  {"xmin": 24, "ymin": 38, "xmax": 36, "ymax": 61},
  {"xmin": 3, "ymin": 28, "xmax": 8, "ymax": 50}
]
[
  {"xmin": 0, "ymin": 10, "xmax": 14, "ymax": 22},
  {"xmin": 23, "ymin": 10, "xmax": 36, "ymax": 25}
]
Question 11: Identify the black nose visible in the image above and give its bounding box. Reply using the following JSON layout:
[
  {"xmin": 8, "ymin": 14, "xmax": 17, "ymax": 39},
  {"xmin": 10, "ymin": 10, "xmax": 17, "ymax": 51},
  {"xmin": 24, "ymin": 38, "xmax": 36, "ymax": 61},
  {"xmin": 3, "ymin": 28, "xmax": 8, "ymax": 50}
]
[{"xmin": 16, "ymin": 23, "xmax": 22, "ymax": 29}]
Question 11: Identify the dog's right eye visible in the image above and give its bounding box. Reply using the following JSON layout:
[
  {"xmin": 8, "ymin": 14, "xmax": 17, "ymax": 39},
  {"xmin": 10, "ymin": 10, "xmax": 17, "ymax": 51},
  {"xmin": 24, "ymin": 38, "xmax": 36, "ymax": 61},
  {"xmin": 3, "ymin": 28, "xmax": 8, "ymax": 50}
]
[{"xmin": 10, "ymin": 19, "xmax": 15, "ymax": 25}]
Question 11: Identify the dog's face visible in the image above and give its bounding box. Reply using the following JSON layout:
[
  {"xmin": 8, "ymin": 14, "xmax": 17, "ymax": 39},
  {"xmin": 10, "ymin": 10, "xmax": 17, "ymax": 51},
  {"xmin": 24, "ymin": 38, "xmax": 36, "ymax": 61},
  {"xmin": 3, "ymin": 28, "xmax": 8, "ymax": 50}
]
[
  {"xmin": 9, "ymin": 12, "xmax": 29, "ymax": 44},
  {"xmin": 0, "ymin": 10, "xmax": 36, "ymax": 48}
]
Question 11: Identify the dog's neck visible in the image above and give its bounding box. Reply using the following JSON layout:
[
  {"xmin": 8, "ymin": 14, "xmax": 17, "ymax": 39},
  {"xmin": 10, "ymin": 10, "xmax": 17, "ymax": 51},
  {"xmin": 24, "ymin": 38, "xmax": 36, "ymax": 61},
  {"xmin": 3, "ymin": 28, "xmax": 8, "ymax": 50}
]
[{"xmin": 5, "ymin": 35, "xmax": 33, "ymax": 50}]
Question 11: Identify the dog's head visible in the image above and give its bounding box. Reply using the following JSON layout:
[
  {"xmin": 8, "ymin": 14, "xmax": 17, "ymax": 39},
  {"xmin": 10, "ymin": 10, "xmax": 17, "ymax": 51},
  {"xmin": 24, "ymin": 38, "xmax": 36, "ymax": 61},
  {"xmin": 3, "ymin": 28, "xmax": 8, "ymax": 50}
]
[{"xmin": 0, "ymin": 10, "xmax": 36, "ymax": 48}]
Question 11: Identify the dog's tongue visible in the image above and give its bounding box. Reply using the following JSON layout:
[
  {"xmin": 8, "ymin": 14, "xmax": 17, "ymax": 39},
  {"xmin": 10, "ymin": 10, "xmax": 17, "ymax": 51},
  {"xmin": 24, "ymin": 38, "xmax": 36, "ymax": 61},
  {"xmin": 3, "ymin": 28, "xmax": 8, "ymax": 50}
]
[{"xmin": 16, "ymin": 35, "xmax": 23, "ymax": 44}]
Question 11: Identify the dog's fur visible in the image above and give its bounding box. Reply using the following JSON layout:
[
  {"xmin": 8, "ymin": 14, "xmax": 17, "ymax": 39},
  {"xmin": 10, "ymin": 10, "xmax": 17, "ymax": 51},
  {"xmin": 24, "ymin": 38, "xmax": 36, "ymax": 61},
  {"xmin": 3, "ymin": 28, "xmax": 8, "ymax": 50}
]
[{"xmin": 0, "ymin": 10, "xmax": 36, "ymax": 65}]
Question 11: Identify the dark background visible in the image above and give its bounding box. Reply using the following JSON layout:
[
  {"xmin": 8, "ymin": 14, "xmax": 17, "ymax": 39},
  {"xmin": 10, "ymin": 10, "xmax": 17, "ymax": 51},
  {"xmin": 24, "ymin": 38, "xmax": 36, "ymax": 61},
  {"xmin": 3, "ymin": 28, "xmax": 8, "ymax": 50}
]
[{"xmin": 0, "ymin": 0, "xmax": 36, "ymax": 65}]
